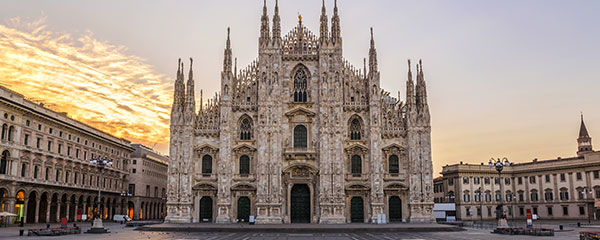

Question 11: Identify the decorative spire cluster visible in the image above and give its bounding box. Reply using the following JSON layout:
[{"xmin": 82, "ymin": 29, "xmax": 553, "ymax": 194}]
[
  {"xmin": 368, "ymin": 27, "xmax": 378, "ymax": 74},
  {"xmin": 319, "ymin": 0, "xmax": 329, "ymax": 44},
  {"xmin": 223, "ymin": 27, "xmax": 232, "ymax": 73},
  {"xmin": 331, "ymin": 0, "xmax": 341, "ymax": 45},
  {"xmin": 260, "ymin": 0, "xmax": 270, "ymax": 47},
  {"xmin": 272, "ymin": 0, "xmax": 281, "ymax": 44}
]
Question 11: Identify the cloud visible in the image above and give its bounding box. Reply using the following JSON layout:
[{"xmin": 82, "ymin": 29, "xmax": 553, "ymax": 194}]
[{"xmin": 0, "ymin": 17, "xmax": 173, "ymax": 152}]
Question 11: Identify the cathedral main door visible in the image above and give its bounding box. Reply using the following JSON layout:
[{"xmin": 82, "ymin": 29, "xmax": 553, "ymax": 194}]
[
  {"xmin": 290, "ymin": 184, "xmax": 310, "ymax": 223},
  {"xmin": 199, "ymin": 197, "xmax": 212, "ymax": 222},
  {"xmin": 350, "ymin": 197, "xmax": 364, "ymax": 223},
  {"xmin": 237, "ymin": 196, "xmax": 250, "ymax": 223},
  {"xmin": 389, "ymin": 196, "xmax": 402, "ymax": 222}
]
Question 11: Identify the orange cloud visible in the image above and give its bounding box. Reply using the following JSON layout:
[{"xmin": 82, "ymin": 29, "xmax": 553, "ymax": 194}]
[{"xmin": 0, "ymin": 17, "xmax": 172, "ymax": 153}]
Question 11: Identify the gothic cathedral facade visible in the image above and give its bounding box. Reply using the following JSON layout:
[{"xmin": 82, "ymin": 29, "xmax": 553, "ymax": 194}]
[{"xmin": 166, "ymin": 1, "xmax": 435, "ymax": 224}]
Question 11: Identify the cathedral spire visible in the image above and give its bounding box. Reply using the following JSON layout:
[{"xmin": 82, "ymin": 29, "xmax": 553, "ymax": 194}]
[
  {"xmin": 223, "ymin": 27, "xmax": 232, "ymax": 73},
  {"xmin": 272, "ymin": 0, "xmax": 281, "ymax": 45},
  {"xmin": 331, "ymin": 0, "xmax": 341, "ymax": 45},
  {"xmin": 578, "ymin": 113, "xmax": 593, "ymax": 156},
  {"xmin": 319, "ymin": 0, "xmax": 328, "ymax": 45},
  {"xmin": 368, "ymin": 27, "xmax": 378, "ymax": 74},
  {"xmin": 185, "ymin": 58, "xmax": 196, "ymax": 121},
  {"xmin": 415, "ymin": 59, "xmax": 428, "ymax": 108},
  {"xmin": 260, "ymin": 0, "xmax": 270, "ymax": 47},
  {"xmin": 406, "ymin": 59, "xmax": 415, "ymax": 108},
  {"xmin": 173, "ymin": 58, "xmax": 185, "ymax": 109}
]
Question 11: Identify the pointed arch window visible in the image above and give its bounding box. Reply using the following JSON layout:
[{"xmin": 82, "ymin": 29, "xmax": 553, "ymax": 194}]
[
  {"xmin": 293, "ymin": 68, "xmax": 308, "ymax": 102},
  {"xmin": 293, "ymin": 125, "xmax": 307, "ymax": 149},
  {"xmin": 240, "ymin": 116, "xmax": 252, "ymax": 140},
  {"xmin": 388, "ymin": 154, "xmax": 399, "ymax": 174},
  {"xmin": 349, "ymin": 118, "xmax": 361, "ymax": 140},
  {"xmin": 239, "ymin": 155, "xmax": 250, "ymax": 175},
  {"xmin": 1, "ymin": 124, "xmax": 6, "ymax": 140},
  {"xmin": 0, "ymin": 150, "xmax": 9, "ymax": 174},
  {"xmin": 351, "ymin": 155, "xmax": 362, "ymax": 175},
  {"xmin": 202, "ymin": 155, "xmax": 212, "ymax": 174}
]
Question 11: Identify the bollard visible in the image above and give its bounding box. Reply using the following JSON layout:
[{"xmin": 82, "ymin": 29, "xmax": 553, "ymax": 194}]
[
  {"xmin": 559, "ymin": 225, "xmax": 563, "ymax": 230},
  {"xmin": 19, "ymin": 229, "xmax": 24, "ymax": 236}
]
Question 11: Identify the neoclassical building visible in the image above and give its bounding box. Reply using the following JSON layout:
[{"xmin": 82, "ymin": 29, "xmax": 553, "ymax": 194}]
[
  {"xmin": 0, "ymin": 86, "xmax": 133, "ymax": 224},
  {"xmin": 166, "ymin": 1, "xmax": 434, "ymax": 224}
]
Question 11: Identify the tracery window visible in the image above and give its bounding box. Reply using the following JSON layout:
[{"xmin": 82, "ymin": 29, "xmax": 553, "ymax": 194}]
[
  {"xmin": 388, "ymin": 154, "xmax": 399, "ymax": 174},
  {"xmin": 351, "ymin": 155, "xmax": 362, "ymax": 175},
  {"xmin": 239, "ymin": 155, "xmax": 250, "ymax": 175},
  {"xmin": 240, "ymin": 116, "xmax": 252, "ymax": 140},
  {"xmin": 293, "ymin": 68, "xmax": 307, "ymax": 102},
  {"xmin": 293, "ymin": 125, "xmax": 307, "ymax": 149},
  {"xmin": 202, "ymin": 155, "xmax": 212, "ymax": 174},
  {"xmin": 349, "ymin": 118, "xmax": 361, "ymax": 140}
]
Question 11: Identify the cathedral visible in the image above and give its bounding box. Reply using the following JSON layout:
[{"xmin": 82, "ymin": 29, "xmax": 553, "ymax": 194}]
[{"xmin": 166, "ymin": 0, "xmax": 435, "ymax": 224}]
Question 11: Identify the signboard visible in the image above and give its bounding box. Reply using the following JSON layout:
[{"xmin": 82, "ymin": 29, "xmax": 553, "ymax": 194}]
[{"xmin": 526, "ymin": 209, "xmax": 532, "ymax": 227}]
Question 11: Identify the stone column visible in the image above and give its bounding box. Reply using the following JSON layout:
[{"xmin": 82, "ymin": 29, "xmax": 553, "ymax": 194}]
[
  {"xmin": 82, "ymin": 202, "xmax": 87, "ymax": 219},
  {"xmin": 45, "ymin": 200, "xmax": 51, "ymax": 223},
  {"xmin": 6, "ymin": 198, "xmax": 16, "ymax": 224},
  {"xmin": 22, "ymin": 198, "xmax": 28, "ymax": 224},
  {"xmin": 73, "ymin": 201, "xmax": 79, "ymax": 222},
  {"xmin": 65, "ymin": 202, "xmax": 70, "ymax": 222},
  {"xmin": 34, "ymin": 199, "xmax": 40, "ymax": 223},
  {"xmin": 55, "ymin": 202, "xmax": 61, "ymax": 222}
]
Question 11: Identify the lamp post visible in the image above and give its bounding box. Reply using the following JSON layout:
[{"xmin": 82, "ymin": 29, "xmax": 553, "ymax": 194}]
[
  {"xmin": 489, "ymin": 157, "xmax": 510, "ymax": 228},
  {"xmin": 86, "ymin": 156, "xmax": 111, "ymax": 234},
  {"xmin": 582, "ymin": 187, "xmax": 594, "ymax": 224}
]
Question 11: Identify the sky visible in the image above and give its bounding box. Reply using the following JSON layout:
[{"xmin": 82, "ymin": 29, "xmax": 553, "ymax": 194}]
[{"xmin": 1, "ymin": 0, "xmax": 599, "ymax": 176}]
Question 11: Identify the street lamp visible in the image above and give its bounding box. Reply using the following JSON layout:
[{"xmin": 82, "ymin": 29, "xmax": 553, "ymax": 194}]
[
  {"xmin": 582, "ymin": 187, "xmax": 594, "ymax": 224},
  {"xmin": 489, "ymin": 157, "xmax": 510, "ymax": 228},
  {"xmin": 476, "ymin": 187, "xmax": 483, "ymax": 226},
  {"xmin": 86, "ymin": 156, "xmax": 112, "ymax": 234}
]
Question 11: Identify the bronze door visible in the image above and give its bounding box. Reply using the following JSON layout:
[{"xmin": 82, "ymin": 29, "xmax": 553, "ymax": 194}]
[
  {"xmin": 237, "ymin": 196, "xmax": 250, "ymax": 223},
  {"xmin": 291, "ymin": 184, "xmax": 310, "ymax": 223},
  {"xmin": 389, "ymin": 196, "xmax": 402, "ymax": 222},
  {"xmin": 350, "ymin": 197, "xmax": 364, "ymax": 223},
  {"xmin": 199, "ymin": 197, "xmax": 212, "ymax": 222}
]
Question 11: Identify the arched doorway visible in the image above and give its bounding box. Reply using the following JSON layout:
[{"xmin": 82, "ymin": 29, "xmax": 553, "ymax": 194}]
[
  {"xmin": 127, "ymin": 201, "xmax": 134, "ymax": 219},
  {"xmin": 389, "ymin": 196, "xmax": 402, "ymax": 222},
  {"xmin": 39, "ymin": 193, "xmax": 48, "ymax": 223},
  {"xmin": 290, "ymin": 184, "xmax": 310, "ymax": 223},
  {"xmin": 27, "ymin": 192, "xmax": 37, "ymax": 223},
  {"xmin": 237, "ymin": 196, "xmax": 250, "ymax": 223},
  {"xmin": 350, "ymin": 197, "xmax": 364, "ymax": 223},
  {"xmin": 199, "ymin": 197, "xmax": 212, "ymax": 222}
]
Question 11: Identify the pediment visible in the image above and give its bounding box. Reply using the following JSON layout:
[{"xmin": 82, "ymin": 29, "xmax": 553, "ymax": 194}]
[
  {"xmin": 345, "ymin": 184, "xmax": 370, "ymax": 191},
  {"xmin": 232, "ymin": 143, "xmax": 256, "ymax": 152},
  {"xmin": 384, "ymin": 183, "xmax": 408, "ymax": 190},
  {"xmin": 282, "ymin": 163, "xmax": 318, "ymax": 174},
  {"xmin": 285, "ymin": 106, "xmax": 316, "ymax": 118},
  {"xmin": 231, "ymin": 183, "xmax": 256, "ymax": 191},
  {"xmin": 193, "ymin": 183, "xmax": 217, "ymax": 191},
  {"xmin": 382, "ymin": 143, "xmax": 405, "ymax": 151},
  {"xmin": 194, "ymin": 143, "xmax": 219, "ymax": 153},
  {"xmin": 345, "ymin": 142, "xmax": 368, "ymax": 154}
]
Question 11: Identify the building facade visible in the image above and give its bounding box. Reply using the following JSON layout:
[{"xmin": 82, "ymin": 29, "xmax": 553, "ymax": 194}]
[
  {"xmin": 166, "ymin": 1, "xmax": 435, "ymax": 224},
  {"xmin": 127, "ymin": 144, "xmax": 168, "ymax": 220},
  {"xmin": 439, "ymin": 117, "xmax": 599, "ymax": 221},
  {"xmin": 0, "ymin": 86, "xmax": 133, "ymax": 224}
]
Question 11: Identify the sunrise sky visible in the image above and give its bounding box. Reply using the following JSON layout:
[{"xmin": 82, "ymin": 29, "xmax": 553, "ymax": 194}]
[{"xmin": 1, "ymin": 0, "xmax": 599, "ymax": 175}]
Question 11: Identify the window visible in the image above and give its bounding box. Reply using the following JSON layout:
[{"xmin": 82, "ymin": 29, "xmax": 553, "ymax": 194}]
[
  {"xmin": 293, "ymin": 68, "xmax": 308, "ymax": 102},
  {"xmin": 545, "ymin": 175, "xmax": 550, "ymax": 183},
  {"xmin": 544, "ymin": 191, "xmax": 553, "ymax": 201},
  {"xmin": 21, "ymin": 163, "xmax": 26, "ymax": 177},
  {"xmin": 506, "ymin": 192, "xmax": 513, "ymax": 202},
  {"xmin": 529, "ymin": 176, "xmax": 536, "ymax": 184},
  {"xmin": 485, "ymin": 192, "xmax": 491, "ymax": 202},
  {"xmin": 495, "ymin": 191, "xmax": 501, "ymax": 201},
  {"xmin": 26, "ymin": 120, "xmax": 30, "ymax": 126},
  {"xmin": 533, "ymin": 207, "xmax": 538, "ymax": 215},
  {"xmin": 560, "ymin": 190, "xmax": 569, "ymax": 200},
  {"xmin": 37, "ymin": 124, "xmax": 41, "ymax": 131},
  {"xmin": 55, "ymin": 169, "xmax": 60, "ymax": 182},
  {"xmin": 494, "ymin": 177, "xmax": 500, "ymax": 185},
  {"xmin": 351, "ymin": 155, "xmax": 362, "ymax": 175},
  {"xmin": 239, "ymin": 116, "xmax": 252, "ymax": 140},
  {"xmin": 47, "ymin": 141, "xmax": 52, "ymax": 151},
  {"xmin": 463, "ymin": 177, "xmax": 469, "ymax": 184},
  {"xmin": 24, "ymin": 134, "xmax": 29, "ymax": 146},
  {"xmin": 0, "ymin": 124, "xmax": 6, "ymax": 140},
  {"xmin": 34, "ymin": 165, "xmax": 38, "ymax": 179},
  {"xmin": 465, "ymin": 207, "xmax": 471, "ymax": 216},
  {"xmin": 49, "ymin": 128, "xmax": 53, "ymax": 134},
  {"xmin": 146, "ymin": 185, "xmax": 150, "ymax": 197},
  {"xmin": 547, "ymin": 206, "xmax": 553, "ymax": 216},
  {"xmin": 484, "ymin": 177, "xmax": 490, "ymax": 185},
  {"xmin": 560, "ymin": 173, "xmax": 566, "ymax": 182},
  {"xmin": 577, "ymin": 172, "xmax": 582, "ymax": 181},
  {"xmin": 7, "ymin": 126, "xmax": 14, "ymax": 141},
  {"xmin": 505, "ymin": 178, "xmax": 510, "ymax": 185},
  {"xmin": 463, "ymin": 192, "xmax": 470, "ymax": 202},
  {"xmin": 36, "ymin": 138, "xmax": 41, "ymax": 149},
  {"xmin": 154, "ymin": 187, "xmax": 158, "ymax": 198},
  {"xmin": 67, "ymin": 146, "xmax": 71, "ymax": 156},
  {"xmin": 448, "ymin": 178, "xmax": 454, "ymax": 186},
  {"xmin": 74, "ymin": 172, "xmax": 78, "ymax": 184},
  {"xmin": 202, "ymin": 155, "xmax": 212, "ymax": 174},
  {"xmin": 45, "ymin": 167, "xmax": 49, "ymax": 180},
  {"xmin": 477, "ymin": 207, "xmax": 481, "ymax": 216},
  {"xmin": 0, "ymin": 150, "xmax": 8, "ymax": 174},
  {"xmin": 518, "ymin": 192, "xmax": 524, "ymax": 202},
  {"xmin": 349, "ymin": 118, "xmax": 361, "ymax": 140},
  {"xmin": 531, "ymin": 191, "xmax": 539, "ymax": 201},
  {"xmin": 508, "ymin": 207, "xmax": 512, "ymax": 216},
  {"xmin": 388, "ymin": 155, "xmax": 399, "ymax": 174},
  {"xmin": 239, "ymin": 155, "xmax": 250, "ymax": 175},
  {"xmin": 65, "ymin": 171, "xmax": 69, "ymax": 183},
  {"xmin": 518, "ymin": 177, "xmax": 523, "ymax": 185},
  {"xmin": 58, "ymin": 144, "xmax": 62, "ymax": 154},
  {"xmin": 519, "ymin": 207, "xmax": 524, "ymax": 216},
  {"xmin": 580, "ymin": 206, "xmax": 586, "ymax": 215},
  {"xmin": 128, "ymin": 184, "xmax": 135, "ymax": 196},
  {"xmin": 293, "ymin": 125, "xmax": 308, "ymax": 149},
  {"xmin": 487, "ymin": 206, "xmax": 492, "ymax": 216},
  {"xmin": 563, "ymin": 206, "xmax": 569, "ymax": 215},
  {"xmin": 595, "ymin": 189, "xmax": 600, "ymax": 199},
  {"xmin": 594, "ymin": 171, "xmax": 599, "ymax": 179},
  {"xmin": 132, "ymin": 169, "xmax": 136, "ymax": 173},
  {"xmin": 578, "ymin": 188, "xmax": 585, "ymax": 200},
  {"xmin": 474, "ymin": 177, "xmax": 480, "ymax": 184},
  {"xmin": 474, "ymin": 191, "xmax": 481, "ymax": 202}
]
